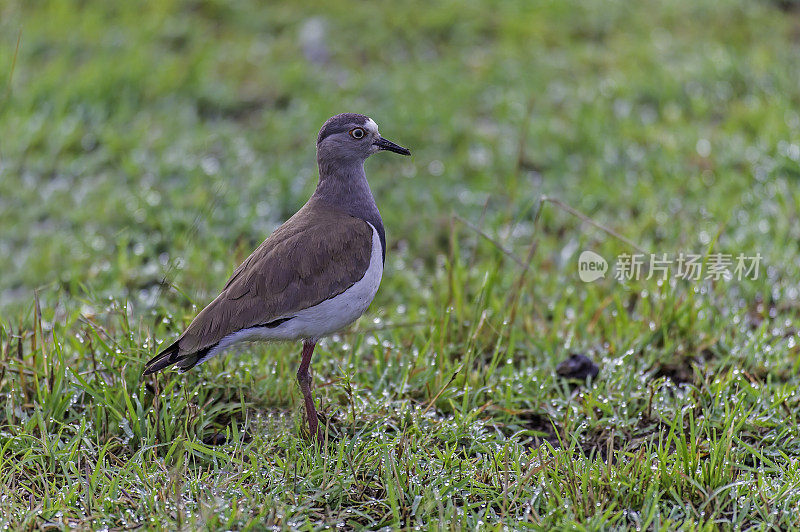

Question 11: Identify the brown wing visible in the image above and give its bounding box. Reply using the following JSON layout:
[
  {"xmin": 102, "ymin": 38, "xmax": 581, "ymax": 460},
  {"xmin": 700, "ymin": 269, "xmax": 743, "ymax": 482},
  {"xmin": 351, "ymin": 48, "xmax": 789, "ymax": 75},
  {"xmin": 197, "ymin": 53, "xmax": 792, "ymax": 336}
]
[{"xmin": 173, "ymin": 198, "xmax": 373, "ymax": 355}]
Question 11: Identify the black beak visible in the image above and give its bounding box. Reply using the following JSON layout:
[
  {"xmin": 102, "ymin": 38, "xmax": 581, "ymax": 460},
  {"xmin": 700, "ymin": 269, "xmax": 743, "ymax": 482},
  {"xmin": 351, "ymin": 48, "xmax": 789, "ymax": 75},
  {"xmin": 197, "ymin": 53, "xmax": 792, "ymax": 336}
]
[{"xmin": 373, "ymin": 136, "xmax": 411, "ymax": 156}]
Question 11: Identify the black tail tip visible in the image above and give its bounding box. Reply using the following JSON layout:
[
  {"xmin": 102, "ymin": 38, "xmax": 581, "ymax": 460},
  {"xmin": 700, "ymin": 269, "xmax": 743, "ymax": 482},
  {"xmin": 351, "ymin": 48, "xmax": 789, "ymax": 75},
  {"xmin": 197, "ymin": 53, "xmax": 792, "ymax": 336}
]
[
  {"xmin": 142, "ymin": 342, "xmax": 181, "ymax": 376},
  {"xmin": 141, "ymin": 358, "xmax": 172, "ymax": 376},
  {"xmin": 141, "ymin": 364, "xmax": 161, "ymax": 376}
]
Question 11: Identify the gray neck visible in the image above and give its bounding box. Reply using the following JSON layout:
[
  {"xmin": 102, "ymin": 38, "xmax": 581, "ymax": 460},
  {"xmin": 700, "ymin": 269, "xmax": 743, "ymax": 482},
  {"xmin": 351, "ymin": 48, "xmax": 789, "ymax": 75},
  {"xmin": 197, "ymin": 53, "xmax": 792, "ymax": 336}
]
[{"xmin": 313, "ymin": 158, "xmax": 385, "ymax": 262}]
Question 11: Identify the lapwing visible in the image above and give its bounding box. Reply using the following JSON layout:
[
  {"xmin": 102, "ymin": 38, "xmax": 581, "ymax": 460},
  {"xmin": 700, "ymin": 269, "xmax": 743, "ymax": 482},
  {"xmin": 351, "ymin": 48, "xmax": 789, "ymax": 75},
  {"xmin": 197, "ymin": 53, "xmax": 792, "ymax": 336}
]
[{"xmin": 142, "ymin": 113, "xmax": 411, "ymax": 441}]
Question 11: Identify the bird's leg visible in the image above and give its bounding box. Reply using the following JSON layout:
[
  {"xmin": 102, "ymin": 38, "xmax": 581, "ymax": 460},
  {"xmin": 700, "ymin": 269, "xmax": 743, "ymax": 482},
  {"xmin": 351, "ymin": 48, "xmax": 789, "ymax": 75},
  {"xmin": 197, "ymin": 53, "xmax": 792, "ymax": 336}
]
[{"xmin": 297, "ymin": 340, "xmax": 324, "ymax": 441}]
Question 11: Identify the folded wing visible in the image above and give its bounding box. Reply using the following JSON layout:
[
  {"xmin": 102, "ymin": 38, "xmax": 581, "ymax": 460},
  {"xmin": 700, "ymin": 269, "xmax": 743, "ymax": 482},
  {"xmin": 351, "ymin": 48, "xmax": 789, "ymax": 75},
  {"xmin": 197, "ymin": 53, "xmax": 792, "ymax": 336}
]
[{"xmin": 142, "ymin": 199, "xmax": 373, "ymax": 374}]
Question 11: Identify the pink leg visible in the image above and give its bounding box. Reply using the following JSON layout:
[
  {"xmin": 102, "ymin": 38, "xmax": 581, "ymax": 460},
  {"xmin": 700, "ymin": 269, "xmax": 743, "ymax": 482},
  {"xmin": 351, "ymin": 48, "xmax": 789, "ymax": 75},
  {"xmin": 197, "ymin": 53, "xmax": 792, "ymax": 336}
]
[{"xmin": 297, "ymin": 340, "xmax": 324, "ymax": 441}]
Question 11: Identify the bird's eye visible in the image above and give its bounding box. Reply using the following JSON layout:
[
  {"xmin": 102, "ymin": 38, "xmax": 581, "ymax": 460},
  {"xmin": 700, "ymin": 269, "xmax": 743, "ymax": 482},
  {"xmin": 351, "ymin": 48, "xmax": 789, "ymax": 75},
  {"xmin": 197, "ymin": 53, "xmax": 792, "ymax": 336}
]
[{"xmin": 349, "ymin": 128, "xmax": 365, "ymax": 139}]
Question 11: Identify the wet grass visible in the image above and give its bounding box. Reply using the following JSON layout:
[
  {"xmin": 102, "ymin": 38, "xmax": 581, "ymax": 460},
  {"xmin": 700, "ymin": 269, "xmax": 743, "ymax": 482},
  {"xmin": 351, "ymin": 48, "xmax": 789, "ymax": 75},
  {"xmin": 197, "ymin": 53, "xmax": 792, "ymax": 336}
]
[{"xmin": 2, "ymin": 0, "xmax": 800, "ymax": 529}]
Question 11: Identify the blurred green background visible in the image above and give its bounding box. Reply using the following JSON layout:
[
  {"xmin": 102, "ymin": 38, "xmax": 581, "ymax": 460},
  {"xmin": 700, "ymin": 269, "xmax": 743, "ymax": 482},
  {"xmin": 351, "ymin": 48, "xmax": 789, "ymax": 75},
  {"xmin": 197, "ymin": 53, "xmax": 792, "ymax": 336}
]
[
  {"xmin": 2, "ymin": 0, "xmax": 797, "ymax": 314},
  {"xmin": 2, "ymin": 0, "xmax": 800, "ymax": 529}
]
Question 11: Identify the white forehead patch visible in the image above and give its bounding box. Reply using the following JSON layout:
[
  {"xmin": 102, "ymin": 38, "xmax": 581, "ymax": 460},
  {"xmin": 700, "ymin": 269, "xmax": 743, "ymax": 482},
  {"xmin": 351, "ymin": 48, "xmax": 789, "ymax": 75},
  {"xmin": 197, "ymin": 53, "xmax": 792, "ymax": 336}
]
[{"xmin": 365, "ymin": 118, "xmax": 379, "ymax": 135}]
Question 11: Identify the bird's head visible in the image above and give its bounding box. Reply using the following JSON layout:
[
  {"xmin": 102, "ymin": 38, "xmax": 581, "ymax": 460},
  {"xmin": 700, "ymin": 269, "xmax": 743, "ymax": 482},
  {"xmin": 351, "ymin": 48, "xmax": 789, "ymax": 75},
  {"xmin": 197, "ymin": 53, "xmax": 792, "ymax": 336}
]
[{"xmin": 316, "ymin": 113, "xmax": 410, "ymax": 166}]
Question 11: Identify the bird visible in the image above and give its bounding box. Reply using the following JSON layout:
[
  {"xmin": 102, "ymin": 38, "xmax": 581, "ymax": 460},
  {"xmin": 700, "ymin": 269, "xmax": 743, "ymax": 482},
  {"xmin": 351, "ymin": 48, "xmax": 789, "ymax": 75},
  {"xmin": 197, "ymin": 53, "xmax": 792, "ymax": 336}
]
[{"xmin": 142, "ymin": 113, "xmax": 410, "ymax": 441}]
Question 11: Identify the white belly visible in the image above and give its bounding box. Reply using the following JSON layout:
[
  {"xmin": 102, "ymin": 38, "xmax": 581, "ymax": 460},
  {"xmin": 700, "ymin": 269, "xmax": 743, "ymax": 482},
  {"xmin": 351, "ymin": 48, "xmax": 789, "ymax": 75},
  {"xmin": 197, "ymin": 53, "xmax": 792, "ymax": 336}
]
[{"xmin": 200, "ymin": 223, "xmax": 383, "ymax": 362}]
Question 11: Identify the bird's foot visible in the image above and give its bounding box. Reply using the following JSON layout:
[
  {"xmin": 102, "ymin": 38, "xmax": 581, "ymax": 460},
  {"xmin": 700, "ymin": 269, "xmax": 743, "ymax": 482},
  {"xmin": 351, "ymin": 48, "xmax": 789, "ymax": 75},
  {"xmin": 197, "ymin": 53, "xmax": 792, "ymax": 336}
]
[
  {"xmin": 303, "ymin": 424, "xmax": 330, "ymax": 445},
  {"xmin": 304, "ymin": 412, "xmax": 334, "ymax": 445}
]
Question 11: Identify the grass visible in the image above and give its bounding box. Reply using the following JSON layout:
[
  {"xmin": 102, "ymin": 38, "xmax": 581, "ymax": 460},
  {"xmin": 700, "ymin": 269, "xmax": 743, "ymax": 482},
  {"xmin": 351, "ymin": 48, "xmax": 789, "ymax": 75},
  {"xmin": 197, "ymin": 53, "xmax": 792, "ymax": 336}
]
[{"xmin": 2, "ymin": 0, "xmax": 800, "ymax": 528}]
